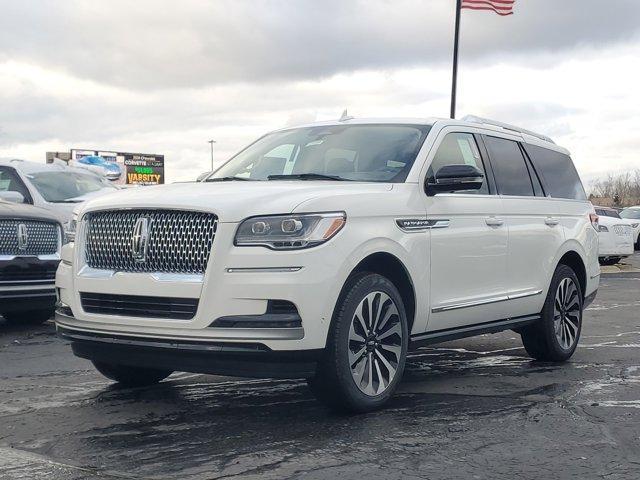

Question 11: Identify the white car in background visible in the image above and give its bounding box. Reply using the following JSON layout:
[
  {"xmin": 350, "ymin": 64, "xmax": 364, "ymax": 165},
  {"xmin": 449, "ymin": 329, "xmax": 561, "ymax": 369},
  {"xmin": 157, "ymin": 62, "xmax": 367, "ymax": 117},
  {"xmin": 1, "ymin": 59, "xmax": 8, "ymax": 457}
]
[
  {"xmin": 620, "ymin": 206, "xmax": 640, "ymax": 250},
  {"xmin": 594, "ymin": 207, "xmax": 634, "ymax": 265},
  {"xmin": 0, "ymin": 159, "xmax": 118, "ymax": 228}
]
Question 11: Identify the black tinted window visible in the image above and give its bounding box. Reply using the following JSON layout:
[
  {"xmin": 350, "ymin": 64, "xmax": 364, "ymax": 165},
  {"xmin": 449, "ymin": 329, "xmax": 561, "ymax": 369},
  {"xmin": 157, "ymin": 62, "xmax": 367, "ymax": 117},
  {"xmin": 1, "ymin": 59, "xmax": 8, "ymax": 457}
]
[
  {"xmin": 484, "ymin": 136, "xmax": 534, "ymax": 196},
  {"xmin": 522, "ymin": 144, "xmax": 587, "ymax": 200}
]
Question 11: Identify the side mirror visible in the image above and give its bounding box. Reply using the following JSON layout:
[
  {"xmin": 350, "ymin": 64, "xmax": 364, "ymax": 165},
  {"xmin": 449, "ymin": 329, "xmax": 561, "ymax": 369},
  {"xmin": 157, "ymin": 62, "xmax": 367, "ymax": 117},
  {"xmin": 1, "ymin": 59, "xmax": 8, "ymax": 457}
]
[
  {"xmin": 425, "ymin": 164, "xmax": 484, "ymax": 195},
  {"xmin": 0, "ymin": 191, "xmax": 25, "ymax": 204}
]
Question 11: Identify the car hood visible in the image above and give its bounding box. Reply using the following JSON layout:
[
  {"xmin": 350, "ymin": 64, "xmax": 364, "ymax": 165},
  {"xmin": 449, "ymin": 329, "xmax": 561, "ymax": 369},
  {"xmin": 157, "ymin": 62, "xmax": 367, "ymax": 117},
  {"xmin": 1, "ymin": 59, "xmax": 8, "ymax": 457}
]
[
  {"xmin": 80, "ymin": 181, "xmax": 394, "ymax": 222},
  {"xmin": 0, "ymin": 200, "xmax": 61, "ymax": 224},
  {"xmin": 46, "ymin": 188, "xmax": 118, "ymax": 224}
]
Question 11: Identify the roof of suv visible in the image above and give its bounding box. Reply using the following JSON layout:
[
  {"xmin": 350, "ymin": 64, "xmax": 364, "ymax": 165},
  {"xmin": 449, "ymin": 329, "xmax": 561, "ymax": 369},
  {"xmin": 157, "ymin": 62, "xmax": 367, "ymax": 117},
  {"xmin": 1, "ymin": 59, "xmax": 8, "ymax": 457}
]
[{"xmin": 275, "ymin": 116, "xmax": 568, "ymax": 155}]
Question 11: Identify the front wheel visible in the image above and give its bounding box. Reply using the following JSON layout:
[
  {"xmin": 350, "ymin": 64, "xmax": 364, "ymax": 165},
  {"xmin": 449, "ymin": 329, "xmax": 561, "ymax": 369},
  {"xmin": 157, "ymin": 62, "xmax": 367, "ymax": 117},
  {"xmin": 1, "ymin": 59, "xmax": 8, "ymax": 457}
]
[
  {"xmin": 92, "ymin": 361, "xmax": 173, "ymax": 387},
  {"xmin": 309, "ymin": 273, "xmax": 408, "ymax": 413},
  {"xmin": 520, "ymin": 264, "xmax": 583, "ymax": 362}
]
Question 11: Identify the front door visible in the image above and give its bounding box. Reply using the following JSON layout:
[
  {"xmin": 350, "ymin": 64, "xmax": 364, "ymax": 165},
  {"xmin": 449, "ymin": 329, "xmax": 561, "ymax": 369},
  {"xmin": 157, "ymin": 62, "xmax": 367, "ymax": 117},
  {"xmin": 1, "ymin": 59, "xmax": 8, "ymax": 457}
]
[{"xmin": 423, "ymin": 130, "xmax": 509, "ymax": 332}]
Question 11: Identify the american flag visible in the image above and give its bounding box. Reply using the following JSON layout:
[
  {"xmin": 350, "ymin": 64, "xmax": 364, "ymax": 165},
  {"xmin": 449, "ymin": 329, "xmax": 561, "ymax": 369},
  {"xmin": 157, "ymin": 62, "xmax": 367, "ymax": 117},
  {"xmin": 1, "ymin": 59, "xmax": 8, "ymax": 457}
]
[{"xmin": 461, "ymin": 0, "xmax": 515, "ymax": 16}]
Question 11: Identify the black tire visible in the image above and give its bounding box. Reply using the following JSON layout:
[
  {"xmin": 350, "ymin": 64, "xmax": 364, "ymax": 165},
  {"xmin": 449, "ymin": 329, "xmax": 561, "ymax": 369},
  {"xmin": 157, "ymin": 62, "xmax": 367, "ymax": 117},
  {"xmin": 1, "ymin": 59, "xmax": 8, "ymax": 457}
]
[
  {"xmin": 92, "ymin": 361, "xmax": 173, "ymax": 387},
  {"xmin": 599, "ymin": 257, "xmax": 620, "ymax": 266},
  {"xmin": 520, "ymin": 264, "xmax": 583, "ymax": 362},
  {"xmin": 308, "ymin": 272, "xmax": 409, "ymax": 413},
  {"xmin": 2, "ymin": 308, "xmax": 54, "ymax": 325}
]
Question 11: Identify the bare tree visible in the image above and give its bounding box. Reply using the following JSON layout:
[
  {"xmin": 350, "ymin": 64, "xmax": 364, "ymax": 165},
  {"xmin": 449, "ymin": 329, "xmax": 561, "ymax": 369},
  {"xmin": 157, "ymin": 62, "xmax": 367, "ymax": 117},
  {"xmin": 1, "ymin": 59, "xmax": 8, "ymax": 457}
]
[{"xmin": 590, "ymin": 170, "xmax": 640, "ymax": 207}]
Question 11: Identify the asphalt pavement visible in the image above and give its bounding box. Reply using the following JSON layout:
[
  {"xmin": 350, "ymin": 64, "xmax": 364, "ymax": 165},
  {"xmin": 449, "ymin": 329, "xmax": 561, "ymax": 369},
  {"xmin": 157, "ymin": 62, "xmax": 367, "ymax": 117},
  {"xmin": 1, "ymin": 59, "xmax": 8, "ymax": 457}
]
[{"xmin": 1, "ymin": 255, "xmax": 640, "ymax": 480}]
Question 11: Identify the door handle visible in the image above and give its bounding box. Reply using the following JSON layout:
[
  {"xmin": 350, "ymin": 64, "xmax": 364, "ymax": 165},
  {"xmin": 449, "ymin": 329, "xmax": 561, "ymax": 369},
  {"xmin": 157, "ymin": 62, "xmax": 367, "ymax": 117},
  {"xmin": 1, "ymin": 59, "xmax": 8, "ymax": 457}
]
[
  {"xmin": 485, "ymin": 216, "xmax": 504, "ymax": 227},
  {"xmin": 545, "ymin": 217, "xmax": 560, "ymax": 226}
]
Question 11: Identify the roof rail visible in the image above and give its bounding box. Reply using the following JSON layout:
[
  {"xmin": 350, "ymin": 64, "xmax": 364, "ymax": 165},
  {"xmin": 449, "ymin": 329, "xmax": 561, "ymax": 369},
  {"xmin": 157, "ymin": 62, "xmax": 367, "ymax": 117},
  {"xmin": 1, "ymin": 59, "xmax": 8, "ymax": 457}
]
[{"xmin": 461, "ymin": 115, "xmax": 555, "ymax": 144}]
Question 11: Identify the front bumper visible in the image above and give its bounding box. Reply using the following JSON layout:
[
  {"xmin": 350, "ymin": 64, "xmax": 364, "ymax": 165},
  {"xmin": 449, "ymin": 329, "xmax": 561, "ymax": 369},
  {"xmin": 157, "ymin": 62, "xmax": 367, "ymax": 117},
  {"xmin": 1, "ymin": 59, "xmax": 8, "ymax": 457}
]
[
  {"xmin": 55, "ymin": 222, "xmax": 355, "ymax": 351},
  {"xmin": 57, "ymin": 322, "xmax": 321, "ymax": 379},
  {"xmin": 0, "ymin": 257, "xmax": 58, "ymax": 312},
  {"xmin": 598, "ymin": 231, "xmax": 634, "ymax": 257}
]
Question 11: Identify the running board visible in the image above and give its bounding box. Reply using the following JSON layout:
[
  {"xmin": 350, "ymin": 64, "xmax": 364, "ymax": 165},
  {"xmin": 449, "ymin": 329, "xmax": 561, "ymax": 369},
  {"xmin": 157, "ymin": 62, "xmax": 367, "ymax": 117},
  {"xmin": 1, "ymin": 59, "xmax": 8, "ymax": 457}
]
[{"xmin": 409, "ymin": 314, "xmax": 540, "ymax": 348}]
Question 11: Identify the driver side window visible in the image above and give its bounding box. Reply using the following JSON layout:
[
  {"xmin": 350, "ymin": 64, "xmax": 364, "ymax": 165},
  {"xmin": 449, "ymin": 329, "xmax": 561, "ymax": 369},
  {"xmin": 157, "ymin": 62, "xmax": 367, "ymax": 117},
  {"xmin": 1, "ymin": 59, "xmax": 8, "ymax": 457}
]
[
  {"xmin": 0, "ymin": 167, "xmax": 31, "ymax": 203},
  {"xmin": 427, "ymin": 133, "xmax": 489, "ymax": 195}
]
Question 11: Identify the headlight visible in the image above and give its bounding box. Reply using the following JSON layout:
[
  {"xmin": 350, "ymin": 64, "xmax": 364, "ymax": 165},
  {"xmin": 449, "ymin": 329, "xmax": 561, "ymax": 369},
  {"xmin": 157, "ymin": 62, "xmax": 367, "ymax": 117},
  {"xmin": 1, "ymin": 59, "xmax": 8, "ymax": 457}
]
[
  {"xmin": 64, "ymin": 213, "xmax": 78, "ymax": 243},
  {"xmin": 599, "ymin": 225, "xmax": 609, "ymax": 232},
  {"xmin": 235, "ymin": 212, "xmax": 346, "ymax": 250}
]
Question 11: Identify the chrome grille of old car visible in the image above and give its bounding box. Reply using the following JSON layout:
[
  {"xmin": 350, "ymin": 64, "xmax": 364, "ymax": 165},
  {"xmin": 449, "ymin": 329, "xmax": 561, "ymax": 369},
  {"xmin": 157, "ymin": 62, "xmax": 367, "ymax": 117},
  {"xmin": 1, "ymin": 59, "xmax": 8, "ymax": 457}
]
[
  {"xmin": 84, "ymin": 210, "xmax": 218, "ymax": 274},
  {"xmin": 612, "ymin": 224, "xmax": 632, "ymax": 236},
  {"xmin": 0, "ymin": 220, "xmax": 59, "ymax": 256}
]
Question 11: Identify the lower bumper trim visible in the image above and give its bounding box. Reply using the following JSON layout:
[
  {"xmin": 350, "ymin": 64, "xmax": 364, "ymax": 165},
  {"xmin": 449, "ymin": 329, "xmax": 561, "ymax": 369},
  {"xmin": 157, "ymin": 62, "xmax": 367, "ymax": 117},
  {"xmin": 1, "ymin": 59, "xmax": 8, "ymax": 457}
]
[{"xmin": 57, "ymin": 325, "xmax": 321, "ymax": 379}]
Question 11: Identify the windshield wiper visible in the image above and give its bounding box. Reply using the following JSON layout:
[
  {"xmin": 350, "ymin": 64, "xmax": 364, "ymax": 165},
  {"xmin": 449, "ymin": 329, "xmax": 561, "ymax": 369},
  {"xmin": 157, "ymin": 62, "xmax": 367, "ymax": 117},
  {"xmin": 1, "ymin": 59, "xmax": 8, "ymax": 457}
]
[
  {"xmin": 267, "ymin": 173, "xmax": 350, "ymax": 181},
  {"xmin": 52, "ymin": 199, "xmax": 84, "ymax": 203},
  {"xmin": 205, "ymin": 176, "xmax": 251, "ymax": 182}
]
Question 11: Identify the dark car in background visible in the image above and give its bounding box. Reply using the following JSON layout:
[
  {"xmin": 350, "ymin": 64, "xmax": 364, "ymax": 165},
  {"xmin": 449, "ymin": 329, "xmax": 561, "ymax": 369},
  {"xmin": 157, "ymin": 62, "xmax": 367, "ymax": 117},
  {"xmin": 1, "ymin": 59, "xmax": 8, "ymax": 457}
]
[{"xmin": 0, "ymin": 200, "xmax": 62, "ymax": 324}]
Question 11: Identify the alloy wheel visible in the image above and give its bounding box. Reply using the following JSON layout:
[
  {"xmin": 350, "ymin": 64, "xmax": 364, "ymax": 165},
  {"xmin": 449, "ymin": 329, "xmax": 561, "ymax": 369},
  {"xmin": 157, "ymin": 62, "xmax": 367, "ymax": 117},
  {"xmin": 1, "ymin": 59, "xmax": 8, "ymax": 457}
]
[
  {"xmin": 348, "ymin": 291, "xmax": 403, "ymax": 396},
  {"xmin": 553, "ymin": 277, "xmax": 581, "ymax": 350}
]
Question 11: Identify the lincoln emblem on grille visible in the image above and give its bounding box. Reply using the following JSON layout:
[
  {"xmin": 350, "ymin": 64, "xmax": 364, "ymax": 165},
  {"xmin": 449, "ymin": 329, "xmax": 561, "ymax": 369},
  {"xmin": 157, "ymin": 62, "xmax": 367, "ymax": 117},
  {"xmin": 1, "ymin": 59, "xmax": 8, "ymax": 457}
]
[
  {"xmin": 17, "ymin": 223, "xmax": 28, "ymax": 250},
  {"xmin": 131, "ymin": 217, "xmax": 151, "ymax": 262}
]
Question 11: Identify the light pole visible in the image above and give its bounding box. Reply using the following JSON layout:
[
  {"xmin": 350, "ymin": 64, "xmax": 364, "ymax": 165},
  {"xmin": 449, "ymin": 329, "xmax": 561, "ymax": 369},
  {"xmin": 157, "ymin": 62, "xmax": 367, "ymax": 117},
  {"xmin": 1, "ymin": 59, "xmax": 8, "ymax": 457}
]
[{"xmin": 208, "ymin": 139, "xmax": 216, "ymax": 171}]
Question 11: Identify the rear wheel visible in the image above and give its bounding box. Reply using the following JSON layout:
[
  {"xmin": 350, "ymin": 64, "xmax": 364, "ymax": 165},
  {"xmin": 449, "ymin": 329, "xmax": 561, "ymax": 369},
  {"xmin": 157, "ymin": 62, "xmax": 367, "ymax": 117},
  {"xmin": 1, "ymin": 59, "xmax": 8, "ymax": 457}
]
[
  {"xmin": 92, "ymin": 361, "xmax": 173, "ymax": 387},
  {"xmin": 308, "ymin": 273, "xmax": 408, "ymax": 413},
  {"xmin": 520, "ymin": 264, "xmax": 582, "ymax": 362},
  {"xmin": 2, "ymin": 308, "xmax": 54, "ymax": 325}
]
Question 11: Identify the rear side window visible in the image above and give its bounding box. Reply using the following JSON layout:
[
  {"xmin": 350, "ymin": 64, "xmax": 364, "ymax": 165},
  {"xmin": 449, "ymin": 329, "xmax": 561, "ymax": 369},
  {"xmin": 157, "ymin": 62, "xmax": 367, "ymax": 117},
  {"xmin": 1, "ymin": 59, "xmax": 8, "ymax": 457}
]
[
  {"xmin": 483, "ymin": 136, "xmax": 534, "ymax": 196},
  {"xmin": 522, "ymin": 144, "xmax": 587, "ymax": 201}
]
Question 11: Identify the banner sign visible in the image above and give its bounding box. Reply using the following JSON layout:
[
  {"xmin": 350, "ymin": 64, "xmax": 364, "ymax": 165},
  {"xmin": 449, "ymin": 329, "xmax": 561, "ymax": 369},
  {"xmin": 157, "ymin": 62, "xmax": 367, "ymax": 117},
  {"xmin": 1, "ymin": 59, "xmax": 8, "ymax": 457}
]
[
  {"xmin": 123, "ymin": 154, "xmax": 165, "ymax": 185},
  {"xmin": 70, "ymin": 149, "xmax": 165, "ymax": 185}
]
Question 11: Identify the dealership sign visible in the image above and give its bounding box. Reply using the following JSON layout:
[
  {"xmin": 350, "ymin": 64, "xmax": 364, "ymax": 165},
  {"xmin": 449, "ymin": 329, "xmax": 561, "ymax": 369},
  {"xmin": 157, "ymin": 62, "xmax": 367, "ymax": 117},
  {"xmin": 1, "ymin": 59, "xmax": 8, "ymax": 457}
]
[{"xmin": 70, "ymin": 149, "xmax": 165, "ymax": 185}]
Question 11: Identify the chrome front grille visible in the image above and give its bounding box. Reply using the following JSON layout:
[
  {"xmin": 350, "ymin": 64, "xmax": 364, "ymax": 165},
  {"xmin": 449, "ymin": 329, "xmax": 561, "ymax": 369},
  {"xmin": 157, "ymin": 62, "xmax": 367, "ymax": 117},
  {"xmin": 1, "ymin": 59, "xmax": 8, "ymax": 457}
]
[
  {"xmin": 84, "ymin": 209, "xmax": 217, "ymax": 274},
  {"xmin": 613, "ymin": 224, "xmax": 632, "ymax": 236},
  {"xmin": 0, "ymin": 220, "xmax": 59, "ymax": 256}
]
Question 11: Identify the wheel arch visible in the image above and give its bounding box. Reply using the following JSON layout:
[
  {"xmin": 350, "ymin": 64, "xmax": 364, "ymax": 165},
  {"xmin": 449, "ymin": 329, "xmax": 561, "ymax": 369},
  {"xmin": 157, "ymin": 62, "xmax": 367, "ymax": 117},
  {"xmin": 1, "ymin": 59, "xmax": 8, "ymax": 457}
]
[
  {"xmin": 557, "ymin": 250, "xmax": 587, "ymax": 299},
  {"xmin": 341, "ymin": 252, "xmax": 417, "ymax": 334}
]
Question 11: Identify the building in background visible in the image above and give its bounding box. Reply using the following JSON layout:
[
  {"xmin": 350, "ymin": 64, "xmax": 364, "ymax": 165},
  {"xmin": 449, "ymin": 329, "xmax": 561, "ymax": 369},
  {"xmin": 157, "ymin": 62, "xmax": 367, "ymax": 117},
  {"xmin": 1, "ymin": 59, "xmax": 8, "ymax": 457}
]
[{"xmin": 46, "ymin": 149, "xmax": 164, "ymax": 186}]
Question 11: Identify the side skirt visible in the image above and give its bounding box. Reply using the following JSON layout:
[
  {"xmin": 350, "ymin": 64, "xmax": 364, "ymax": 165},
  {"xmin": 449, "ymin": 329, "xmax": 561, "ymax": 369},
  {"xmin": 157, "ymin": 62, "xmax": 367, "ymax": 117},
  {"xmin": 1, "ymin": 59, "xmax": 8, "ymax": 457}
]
[{"xmin": 409, "ymin": 314, "xmax": 540, "ymax": 349}]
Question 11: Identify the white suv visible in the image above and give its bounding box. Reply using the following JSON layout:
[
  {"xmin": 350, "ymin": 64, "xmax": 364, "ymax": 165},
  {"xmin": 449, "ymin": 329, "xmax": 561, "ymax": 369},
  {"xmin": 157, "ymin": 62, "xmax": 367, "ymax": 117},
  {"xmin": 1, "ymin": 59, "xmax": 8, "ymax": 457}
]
[{"xmin": 55, "ymin": 116, "xmax": 599, "ymax": 412}]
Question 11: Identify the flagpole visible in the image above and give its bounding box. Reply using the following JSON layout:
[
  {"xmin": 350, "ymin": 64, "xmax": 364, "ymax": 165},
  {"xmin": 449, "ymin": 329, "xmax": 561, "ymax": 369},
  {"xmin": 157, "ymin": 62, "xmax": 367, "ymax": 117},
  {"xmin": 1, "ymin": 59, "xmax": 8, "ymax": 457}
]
[{"xmin": 450, "ymin": 0, "xmax": 462, "ymax": 119}]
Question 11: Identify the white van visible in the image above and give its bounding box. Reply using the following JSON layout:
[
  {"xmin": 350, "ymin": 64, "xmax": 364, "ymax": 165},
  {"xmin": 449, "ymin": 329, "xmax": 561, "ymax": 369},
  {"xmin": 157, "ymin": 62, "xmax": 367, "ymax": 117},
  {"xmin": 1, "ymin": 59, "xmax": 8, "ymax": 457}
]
[{"xmin": 55, "ymin": 116, "xmax": 599, "ymax": 412}]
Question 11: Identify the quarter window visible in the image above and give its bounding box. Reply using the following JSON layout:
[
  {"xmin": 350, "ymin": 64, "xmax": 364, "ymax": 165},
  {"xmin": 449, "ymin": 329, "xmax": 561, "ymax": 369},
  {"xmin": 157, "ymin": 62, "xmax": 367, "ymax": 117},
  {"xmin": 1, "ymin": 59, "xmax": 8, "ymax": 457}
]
[
  {"xmin": 428, "ymin": 133, "xmax": 489, "ymax": 194},
  {"xmin": 484, "ymin": 136, "xmax": 534, "ymax": 197},
  {"xmin": 522, "ymin": 144, "xmax": 587, "ymax": 201}
]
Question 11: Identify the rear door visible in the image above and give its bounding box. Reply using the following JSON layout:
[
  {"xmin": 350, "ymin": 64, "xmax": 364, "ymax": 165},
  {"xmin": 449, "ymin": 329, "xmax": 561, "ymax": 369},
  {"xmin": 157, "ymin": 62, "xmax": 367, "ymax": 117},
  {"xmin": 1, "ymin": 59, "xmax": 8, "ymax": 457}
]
[
  {"xmin": 424, "ymin": 129, "xmax": 509, "ymax": 332},
  {"xmin": 482, "ymin": 135, "xmax": 565, "ymax": 318}
]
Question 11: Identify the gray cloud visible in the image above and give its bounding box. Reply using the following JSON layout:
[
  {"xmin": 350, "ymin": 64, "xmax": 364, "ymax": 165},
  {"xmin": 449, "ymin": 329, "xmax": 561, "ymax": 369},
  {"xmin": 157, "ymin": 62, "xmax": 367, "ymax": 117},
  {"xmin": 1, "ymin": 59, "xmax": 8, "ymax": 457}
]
[{"xmin": 1, "ymin": 0, "xmax": 639, "ymax": 90}]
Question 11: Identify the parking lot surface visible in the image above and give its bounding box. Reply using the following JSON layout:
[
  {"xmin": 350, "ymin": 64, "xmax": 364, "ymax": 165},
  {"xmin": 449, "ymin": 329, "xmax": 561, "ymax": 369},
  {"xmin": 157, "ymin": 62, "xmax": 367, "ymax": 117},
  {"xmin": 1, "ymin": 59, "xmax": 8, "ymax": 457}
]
[{"xmin": 2, "ymin": 256, "xmax": 640, "ymax": 480}]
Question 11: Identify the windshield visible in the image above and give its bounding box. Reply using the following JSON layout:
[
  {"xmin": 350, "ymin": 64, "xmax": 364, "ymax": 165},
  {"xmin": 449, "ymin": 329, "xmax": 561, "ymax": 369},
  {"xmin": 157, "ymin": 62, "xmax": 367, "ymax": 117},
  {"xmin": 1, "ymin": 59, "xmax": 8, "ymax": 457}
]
[
  {"xmin": 210, "ymin": 124, "xmax": 431, "ymax": 182},
  {"xmin": 27, "ymin": 171, "xmax": 116, "ymax": 202},
  {"xmin": 621, "ymin": 209, "xmax": 640, "ymax": 220}
]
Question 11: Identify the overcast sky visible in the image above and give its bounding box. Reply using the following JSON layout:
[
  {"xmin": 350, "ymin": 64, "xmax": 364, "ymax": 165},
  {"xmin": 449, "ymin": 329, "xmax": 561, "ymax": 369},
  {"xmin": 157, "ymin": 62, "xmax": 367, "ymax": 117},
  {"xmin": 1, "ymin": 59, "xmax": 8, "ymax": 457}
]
[{"xmin": 1, "ymin": 0, "xmax": 639, "ymax": 186}]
